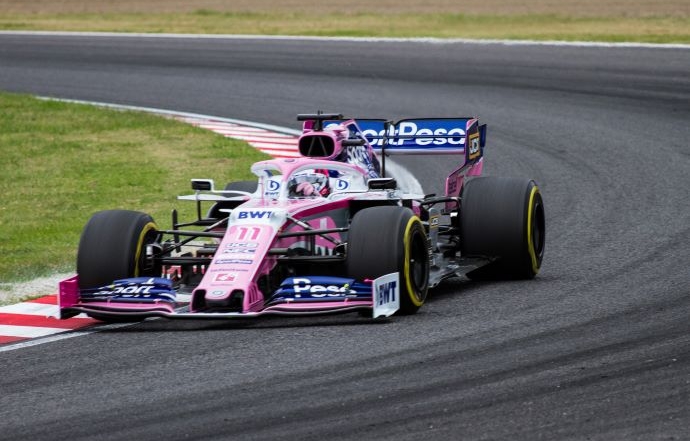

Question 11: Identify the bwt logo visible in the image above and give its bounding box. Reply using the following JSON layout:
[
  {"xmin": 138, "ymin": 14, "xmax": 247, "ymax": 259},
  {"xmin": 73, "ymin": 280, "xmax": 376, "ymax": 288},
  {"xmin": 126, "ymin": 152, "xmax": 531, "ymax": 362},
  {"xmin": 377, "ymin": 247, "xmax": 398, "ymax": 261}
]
[
  {"xmin": 238, "ymin": 210, "xmax": 273, "ymax": 219},
  {"xmin": 267, "ymin": 180, "xmax": 280, "ymax": 192},
  {"xmin": 363, "ymin": 122, "xmax": 466, "ymax": 147},
  {"xmin": 377, "ymin": 281, "xmax": 397, "ymax": 305}
]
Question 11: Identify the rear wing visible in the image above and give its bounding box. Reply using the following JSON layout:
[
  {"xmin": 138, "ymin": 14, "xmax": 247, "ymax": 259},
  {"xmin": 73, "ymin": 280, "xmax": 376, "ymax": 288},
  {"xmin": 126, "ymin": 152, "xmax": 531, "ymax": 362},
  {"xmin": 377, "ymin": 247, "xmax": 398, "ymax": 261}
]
[
  {"xmin": 325, "ymin": 117, "xmax": 486, "ymax": 166},
  {"xmin": 322, "ymin": 115, "xmax": 486, "ymax": 184},
  {"xmin": 356, "ymin": 118, "xmax": 484, "ymax": 153}
]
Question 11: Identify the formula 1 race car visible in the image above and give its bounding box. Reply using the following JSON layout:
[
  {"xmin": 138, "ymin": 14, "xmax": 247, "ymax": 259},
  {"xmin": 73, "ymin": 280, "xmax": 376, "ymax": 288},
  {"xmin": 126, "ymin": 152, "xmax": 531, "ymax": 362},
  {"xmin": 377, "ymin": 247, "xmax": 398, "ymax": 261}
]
[{"xmin": 59, "ymin": 112, "xmax": 545, "ymax": 321}]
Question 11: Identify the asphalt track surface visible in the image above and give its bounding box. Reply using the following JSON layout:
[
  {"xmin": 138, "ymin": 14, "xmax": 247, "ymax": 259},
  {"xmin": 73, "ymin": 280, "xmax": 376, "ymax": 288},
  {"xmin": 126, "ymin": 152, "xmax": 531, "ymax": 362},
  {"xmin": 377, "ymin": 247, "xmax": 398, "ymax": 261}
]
[{"xmin": 1, "ymin": 34, "xmax": 689, "ymax": 440}]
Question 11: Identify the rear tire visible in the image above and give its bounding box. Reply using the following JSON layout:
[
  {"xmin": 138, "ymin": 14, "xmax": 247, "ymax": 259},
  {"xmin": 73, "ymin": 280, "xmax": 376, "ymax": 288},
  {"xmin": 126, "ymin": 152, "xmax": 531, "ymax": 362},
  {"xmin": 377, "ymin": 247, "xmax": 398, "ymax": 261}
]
[
  {"xmin": 77, "ymin": 210, "xmax": 160, "ymax": 290},
  {"xmin": 224, "ymin": 180, "xmax": 257, "ymax": 193},
  {"xmin": 347, "ymin": 206, "xmax": 429, "ymax": 314},
  {"xmin": 461, "ymin": 177, "xmax": 545, "ymax": 280},
  {"xmin": 207, "ymin": 181, "xmax": 257, "ymax": 218}
]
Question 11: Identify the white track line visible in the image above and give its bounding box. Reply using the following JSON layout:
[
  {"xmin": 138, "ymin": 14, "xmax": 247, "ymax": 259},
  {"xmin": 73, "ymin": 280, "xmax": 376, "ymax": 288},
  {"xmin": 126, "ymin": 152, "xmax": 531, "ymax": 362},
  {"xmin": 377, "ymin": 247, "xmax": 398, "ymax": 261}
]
[
  {"xmin": 0, "ymin": 323, "xmax": 133, "ymax": 353},
  {"xmin": 1, "ymin": 30, "xmax": 688, "ymax": 49},
  {"xmin": 0, "ymin": 325, "xmax": 70, "ymax": 338}
]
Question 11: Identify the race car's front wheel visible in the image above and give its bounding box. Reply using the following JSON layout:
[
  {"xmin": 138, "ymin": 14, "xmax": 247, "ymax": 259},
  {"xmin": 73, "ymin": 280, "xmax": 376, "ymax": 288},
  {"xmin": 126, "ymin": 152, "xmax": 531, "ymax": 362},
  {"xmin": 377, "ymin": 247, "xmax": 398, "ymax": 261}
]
[
  {"xmin": 77, "ymin": 210, "xmax": 160, "ymax": 290},
  {"xmin": 460, "ymin": 177, "xmax": 545, "ymax": 280},
  {"xmin": 347, "ymin": 206, "xmax": 429, "ymax": 314}
]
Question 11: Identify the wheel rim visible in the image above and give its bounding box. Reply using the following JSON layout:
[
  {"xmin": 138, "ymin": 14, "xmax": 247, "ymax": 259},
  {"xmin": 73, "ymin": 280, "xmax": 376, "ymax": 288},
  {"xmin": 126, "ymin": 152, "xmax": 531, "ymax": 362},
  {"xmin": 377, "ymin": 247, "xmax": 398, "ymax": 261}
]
[
  {"xmin": 408, "ymin": 227, "xmax": 429, "ymax": 303},
  {"xmin": 531, "ymin": 198, "xmax": 545, "ymax": 262}
]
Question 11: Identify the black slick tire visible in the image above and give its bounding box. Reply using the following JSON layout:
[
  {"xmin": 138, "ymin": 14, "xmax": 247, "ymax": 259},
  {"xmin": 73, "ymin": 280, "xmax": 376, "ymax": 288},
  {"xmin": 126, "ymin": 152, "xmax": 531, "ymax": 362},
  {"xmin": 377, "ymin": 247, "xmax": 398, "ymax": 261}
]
[
  {"xmin": 460, "ymin": 177, "xmax": 545, "ymax": 280},
  {"xmin": 77, "ymin": 210, "xmax": 159, "ymax": 290},
  {"xmin": 346, "ymin": 206, "xmax": 430, "ymax": 314},
  {"xmin": 224, "ymin": 180, "xmax": 257, "ymax": 193},
  {"xmin": 207, "ymin": 181, "xmax": 257, "ymax": 219}
]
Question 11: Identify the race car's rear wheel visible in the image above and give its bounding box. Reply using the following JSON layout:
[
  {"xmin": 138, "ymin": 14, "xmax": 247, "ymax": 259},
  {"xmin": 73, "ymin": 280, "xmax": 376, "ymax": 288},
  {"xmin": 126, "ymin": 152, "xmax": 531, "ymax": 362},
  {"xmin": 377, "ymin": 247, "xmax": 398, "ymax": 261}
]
[
  {"xmin": 460, "ymin": 177, "xmax": 545, "ymax": 280},
  {"xmin": 207, "ymin": 180, "xmax": 257, "ymax": 218},
  {"xmin": 77, "ymin": 210, "xmax": 160, "ymax": 290},
  {"xmin": 347, "ymin": 206, "xmax": 429, "ymax": 314},
  {"xmin": 224, "ymin": 180, "xmax": 258, "ymax": 193}
]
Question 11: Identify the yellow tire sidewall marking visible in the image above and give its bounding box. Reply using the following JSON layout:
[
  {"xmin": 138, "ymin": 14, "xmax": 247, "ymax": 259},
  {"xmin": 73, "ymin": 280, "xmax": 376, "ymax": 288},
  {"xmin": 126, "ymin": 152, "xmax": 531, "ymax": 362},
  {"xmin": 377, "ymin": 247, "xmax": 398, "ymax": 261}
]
[
  {"xmin": 403, "ymin": 215, "xmax": 425, "ymax": 307},
  {"xmin": 134, "ymin": 222, "xmax": 157, "ymax": 277},
  {"xmin": 526, "ymin": 186, "xmax": 540, "ymax": 274}
]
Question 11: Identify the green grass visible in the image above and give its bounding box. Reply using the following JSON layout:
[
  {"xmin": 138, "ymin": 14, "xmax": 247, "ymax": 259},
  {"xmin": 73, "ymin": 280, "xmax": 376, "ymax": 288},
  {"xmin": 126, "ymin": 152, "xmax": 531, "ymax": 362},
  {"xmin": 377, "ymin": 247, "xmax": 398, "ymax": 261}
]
[
  {"xmin": 0, "ymin": 92, "xmax": 268, "ymax": 283},
  {"xmin": 0, "ymin": 11, "xmax": 688, "ymax": 43}
]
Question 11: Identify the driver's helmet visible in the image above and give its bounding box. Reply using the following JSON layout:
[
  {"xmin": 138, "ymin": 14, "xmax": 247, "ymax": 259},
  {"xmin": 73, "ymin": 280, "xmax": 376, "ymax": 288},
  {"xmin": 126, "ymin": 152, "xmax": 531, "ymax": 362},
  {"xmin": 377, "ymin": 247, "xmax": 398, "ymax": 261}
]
[{"xmin": 288, "ymin": 171, "xmax": 330, "ymax": 198}]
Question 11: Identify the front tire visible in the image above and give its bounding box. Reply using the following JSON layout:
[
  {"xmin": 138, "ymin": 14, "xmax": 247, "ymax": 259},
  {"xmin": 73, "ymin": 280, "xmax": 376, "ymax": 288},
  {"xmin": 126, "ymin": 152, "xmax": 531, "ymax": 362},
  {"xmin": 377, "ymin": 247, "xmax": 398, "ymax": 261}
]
[
  {"xmin": 77, "ymin": 210, "xmax": 160, "ymax": 290},
  {"xmin": 346, "ymin": 206, "xmax": 430, "ymax": 314},
  {"xmin": 460, "ymin": 177, "xmax": 545, "ymax": 280}
]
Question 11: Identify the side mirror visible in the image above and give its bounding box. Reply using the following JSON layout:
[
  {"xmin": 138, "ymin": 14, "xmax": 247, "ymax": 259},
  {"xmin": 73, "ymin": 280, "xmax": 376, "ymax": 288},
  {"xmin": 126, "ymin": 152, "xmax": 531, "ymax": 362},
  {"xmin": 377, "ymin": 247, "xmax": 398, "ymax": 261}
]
[
  {"xmin": 368, "ymin": 178, "xmax": 397, "ymax": 190},
  {"xmin": 191, "ymin": 179, "xmax": 214, "ymax": 191}
]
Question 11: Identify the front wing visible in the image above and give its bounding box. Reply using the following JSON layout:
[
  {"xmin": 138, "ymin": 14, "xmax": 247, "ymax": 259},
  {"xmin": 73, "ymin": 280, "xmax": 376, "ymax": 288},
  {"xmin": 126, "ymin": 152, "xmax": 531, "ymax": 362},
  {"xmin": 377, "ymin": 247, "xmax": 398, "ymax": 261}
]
[{"xmin": 58, "ymin": 273, "xmax": 400, "ymax": 321}]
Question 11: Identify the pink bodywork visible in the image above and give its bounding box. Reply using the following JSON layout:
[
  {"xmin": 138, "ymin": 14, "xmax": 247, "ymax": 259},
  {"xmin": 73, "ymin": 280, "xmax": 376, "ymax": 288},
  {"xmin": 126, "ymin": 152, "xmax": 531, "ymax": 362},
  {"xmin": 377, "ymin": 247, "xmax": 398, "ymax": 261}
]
[{"xmin": 194, "ymin": 158, "xmax": 367, "ymax": 312}]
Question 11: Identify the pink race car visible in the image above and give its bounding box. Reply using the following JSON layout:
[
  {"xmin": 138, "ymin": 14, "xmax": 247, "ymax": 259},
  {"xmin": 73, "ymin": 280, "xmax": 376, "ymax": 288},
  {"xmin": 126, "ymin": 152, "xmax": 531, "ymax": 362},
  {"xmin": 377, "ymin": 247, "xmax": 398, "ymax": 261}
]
[{"xmin": 59, "ymin": 112, "xmax": 545, "ymax": 322}]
